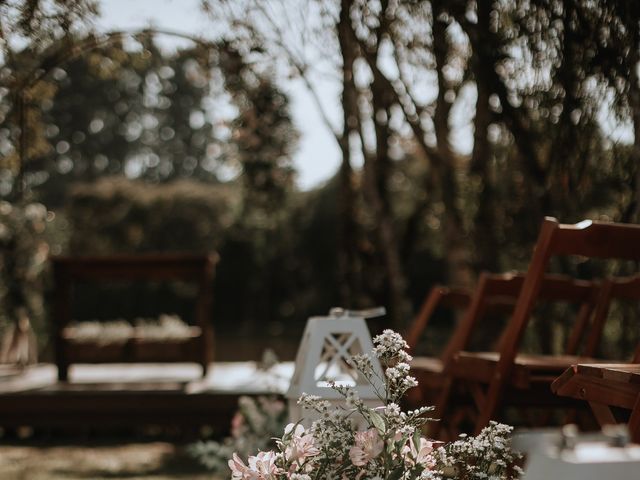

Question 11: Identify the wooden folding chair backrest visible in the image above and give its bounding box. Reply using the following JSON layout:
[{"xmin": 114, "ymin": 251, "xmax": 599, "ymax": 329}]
[
  {"xmin": 583, "ymin": 275, "xmax": 640, "ymax": 358},
  {"xmin": 479, "ymin": 218, "xmax": 640, "ymax": 427},
  {"xmin": 406, "ymin": 278, "xmax": 528, "ymax": 361},
  {"xmin": 405, "ymin": 285, "xmax": 472, "ymax": 353},
  {"xmin": 442, "ymin": 271, "xmax": 597, "ymax": 366}
]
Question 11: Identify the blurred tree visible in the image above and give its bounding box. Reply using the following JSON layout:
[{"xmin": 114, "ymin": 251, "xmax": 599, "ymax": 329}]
[
  {"xmin": 25, "ymin": 37, "xmax": 144, "ymax": 204},
  {"xmin": 0, "ymin": 0, "xmax": 99, "ymax": 198},
  {"xmin": 208, "ymin": 0, "xmax": 639, "ymax": 335},
  {"xmin": 0, "ymin": 0, "xmax": 98, "ymax": 55},
  {"xmin": 1, "ymin": 31, "xmax": 297, "ymax": 205},
  {"xmin": 218, "ymin": 42, "xmax": 297, "ymax": 230},
  {"xmin": 0, "ymin": 0, "xmax": 97, "ymax": 361}
]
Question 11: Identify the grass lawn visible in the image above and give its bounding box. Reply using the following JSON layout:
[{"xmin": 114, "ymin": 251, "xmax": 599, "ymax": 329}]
[{"xmin": 0, "ymin": 441, "xmax": 223, "ymax": 480}]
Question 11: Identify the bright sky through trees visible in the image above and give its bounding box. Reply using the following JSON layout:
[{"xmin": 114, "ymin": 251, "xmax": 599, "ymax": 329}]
[{"xmin": 97, "ymin": 0, "xmax": 340, "ymax": 190}]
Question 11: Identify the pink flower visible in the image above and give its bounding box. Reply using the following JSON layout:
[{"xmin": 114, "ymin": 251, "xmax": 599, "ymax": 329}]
[
  {"xmin": 402, "ymin": 437, "xmax": 436, "ymax": 467},
  {"xmin": 249, "ymin": 451, "xmax": 281, "ymax": 479},
  {"xmin": 231, "ymin": 412, "xmax": 246, "ymax": 438},
  {"xmin": 228, "ymin": 453, "xmax": 252, "ymax": 479},
  {"xmin": 229, "ymin": 451, "xmax": 281, "ymax": 479},
  {"xmin": 283, "ymin": 424, "xmax": 320, "ymax": 463},
  {"xmin": 349, "ymin": 429, "xmax": 384, "ymax": 466}
]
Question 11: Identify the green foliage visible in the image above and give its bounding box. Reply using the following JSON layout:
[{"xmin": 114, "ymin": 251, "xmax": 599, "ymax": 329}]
[
  {"xmin": 1, "ymin": 32, "xmax": 298, "ymax": 209},
  {"xmin": 68, "ymin": 176, "xmax": 238, "ymax": 254},
  {"xmin": 0, "ymin": 201, "xmax": 51, "ymax": 344},
  {"xmin": 189, "ymin": 395, "xmax": 288, "ymax": 474},
  {"xmin": 0, "ymin": 0, "xmax": 98, "ymax": 56},
  {"xmin": 1, "ymin": 1, "xmax": 639, "ymax": 360}
]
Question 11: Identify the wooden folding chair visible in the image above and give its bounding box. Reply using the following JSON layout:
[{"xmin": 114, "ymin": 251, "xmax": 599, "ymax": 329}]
[
  {"xmin": 552, "ymin": 275, "xmax": 640, "ymax": 442},
  {"xmin": 408, "ymin": 274, "xmax": 525, "ymax": 407},
  {"xmin": 405, "ymin": 284, "xmax": 472, "ymax": 406},
  {"xmin": 407, "ymin": 272, "xmax": 596, "ymax": 415},
  {"xmin": 440, "ymin": 217, "xmax": 640, "ymax": 435}
]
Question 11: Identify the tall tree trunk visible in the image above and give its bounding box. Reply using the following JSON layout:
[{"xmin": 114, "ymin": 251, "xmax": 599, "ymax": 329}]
[
  {"xmin": 337, "ymin": 0, "xmax": 362, "ymax": 307},
  {"xmin": 361, "ymin": 148, "xmax": 411, "ymax": 330},
  {"xmin": 368, "ymin": 77, "xmax": 412, "ymax": 329},
  {"xmin": 468, "ymin": 0, "xmax": 499, "ymax": 273},
  {"xmin": 629, "ymin": 24, "xmax": 640, "ymax": 223},
  {"xmin": 342, "ymin": 0, "xmax": 411, "ymax": 328},
  {"xmin": 432, "ymin": 9, "xmax": 472, "ymax": 287}
]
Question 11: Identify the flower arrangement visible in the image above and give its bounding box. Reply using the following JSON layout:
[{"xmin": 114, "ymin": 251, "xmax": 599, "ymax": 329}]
[{"xmin": 228, "ymin": 330, "xmax": 522, "ymax": 480}]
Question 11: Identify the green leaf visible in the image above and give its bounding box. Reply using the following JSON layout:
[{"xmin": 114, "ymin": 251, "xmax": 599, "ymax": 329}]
[
  {"xmin": 369, "ymin": 410, "xmax": 386, "ymax": 434},
  {"xmin": 413, "ymin": 428, "xmax": 422, "ymax": 450},
  {"xmin": 387, "ymin": 466, "xmax": 405, "ymax": 480}
]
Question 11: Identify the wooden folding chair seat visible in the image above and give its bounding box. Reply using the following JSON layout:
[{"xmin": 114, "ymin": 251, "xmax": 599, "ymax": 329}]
[
  {"xmin": 407, "ymin": 272, "xmax": 595, "ymax": 410},
  {"xmin": 440, "ymin": 217, "xmax": 640, "ymax": 435}
]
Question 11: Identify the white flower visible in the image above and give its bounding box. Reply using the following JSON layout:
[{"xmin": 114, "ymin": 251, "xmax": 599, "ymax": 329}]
[
  {"xmin": 373, "ymin": 329, "xmax": 412, "ymax": 362},
  {"xmin": 384, "ymin": 402, "xmax": 401, "ymax": 418}
]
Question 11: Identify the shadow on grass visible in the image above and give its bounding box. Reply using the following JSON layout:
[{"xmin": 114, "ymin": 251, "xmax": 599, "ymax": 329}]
[{"xmin": 51, "ymin": 445, "xmax": 215, "ymax": 479}]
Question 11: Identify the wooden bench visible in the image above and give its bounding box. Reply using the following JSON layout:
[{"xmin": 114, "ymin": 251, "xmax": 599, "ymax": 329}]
[{"xmin": 52, "ymin": 253, "xmax": 218, "ymax": 381}]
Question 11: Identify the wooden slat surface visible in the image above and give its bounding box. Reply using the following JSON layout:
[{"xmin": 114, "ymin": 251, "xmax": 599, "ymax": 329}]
[{"xmin": 51, "ymin": 253, "xmax": 219, "ymax": 281}]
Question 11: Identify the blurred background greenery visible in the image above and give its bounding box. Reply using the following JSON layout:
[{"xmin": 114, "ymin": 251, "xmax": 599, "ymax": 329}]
[{"xmin": 0, "ymin": 0, "xmax": 639, "ymax": 363}]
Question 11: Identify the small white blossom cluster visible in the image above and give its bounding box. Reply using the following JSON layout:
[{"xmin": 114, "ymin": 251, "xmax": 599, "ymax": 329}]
[
  {"xmin": 428, "ymin": 422, "xmax": 523, "ymax": 479},
  {"xmin": 385, "ymin": 361, "xmax": 419, "ymax": 401},
  {"xmin": 297, "ymin": 393, "xmax": 343, "ymax": 421},
  {"xmin": 226, "ymin": 330, "xmax": 521, "ymax": 480},
  {"xmin": 373, "ymin": 329, "xmax": 413, "ymax": 363}
]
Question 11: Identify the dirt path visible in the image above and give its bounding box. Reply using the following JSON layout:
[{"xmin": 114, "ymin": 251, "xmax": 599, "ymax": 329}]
[{"xmin": 0, "ymin": 442, "xmax": 222, "ymax": 480}]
